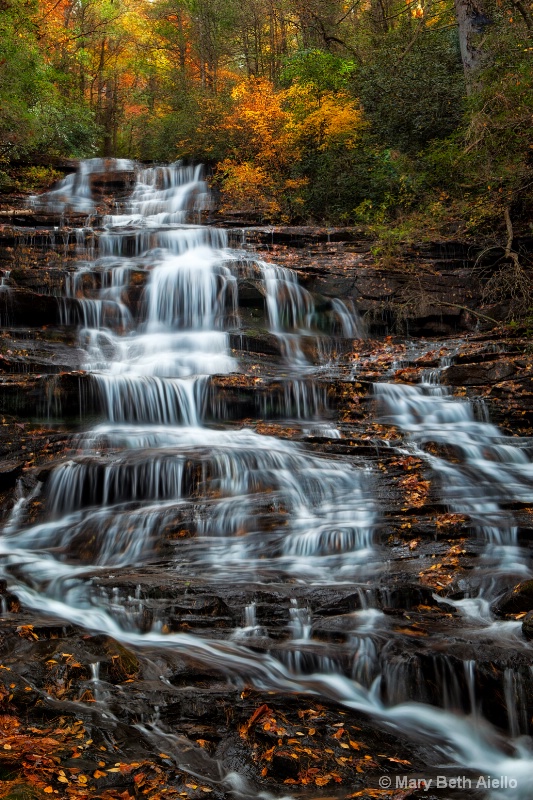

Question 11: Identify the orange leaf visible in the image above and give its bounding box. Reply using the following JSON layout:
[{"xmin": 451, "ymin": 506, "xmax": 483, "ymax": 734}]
[{"xmin": 240, "ymin": 704, "xmax": 271, "ymax": 737}]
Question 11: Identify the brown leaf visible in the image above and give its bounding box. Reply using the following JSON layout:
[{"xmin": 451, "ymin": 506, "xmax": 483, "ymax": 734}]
[{"xmin": 240, "ymin": 704, "xmax": 271, "ymax": 738}]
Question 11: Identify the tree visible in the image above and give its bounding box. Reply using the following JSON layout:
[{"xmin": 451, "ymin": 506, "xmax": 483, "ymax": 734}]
[{"xmin": 454, "ymin": 0, "xmax": 492, "ymax": 91}]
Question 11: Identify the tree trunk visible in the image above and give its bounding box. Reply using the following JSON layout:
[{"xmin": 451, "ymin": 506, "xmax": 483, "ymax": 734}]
[{"xmin": 454, "ymin": 0, "xmax": 491, "ymax": 92}]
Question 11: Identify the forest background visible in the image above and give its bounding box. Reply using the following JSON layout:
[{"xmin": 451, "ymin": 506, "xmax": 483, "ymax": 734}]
[{"xmin": 1, "ymin": 0, "xmax": 533, "ymax": 246}]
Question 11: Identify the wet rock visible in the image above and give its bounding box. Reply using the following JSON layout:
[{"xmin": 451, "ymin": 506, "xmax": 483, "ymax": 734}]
[
  {"xmin": 493, "ymin": 580, "xmax": 533, "ymax": 615},
  {"xmin": 270, "ymin": 750, "xmax": 300, "ymax": 779},
  {"xmin": 231, "ymin": 225, "xmax": 365, "ymax": 247},
  {"xmin": 522, "ymin": 611, "xmax": 533, "ymax": 640},
  {"xmin": 314, "ymin": 592, "xmax": 365, "ymax": 616},
  {"xmin": 215, "ymin": 735, "xmax": 263, "ymax": 783},
  {"xmin": 105, "ymin": 640, "xmax": 140, "ymax": 681},
  {"xmin": 0, "ymin": 456, "xmax": 24, "ymax": 490},
  {"xmin": 89, "ymin": 168, "xmax": 137, "ymax": 199},
  {"xmin": 8, "ymin": 267, "xmax": 66, "ymax": 293},
  {"xmin": 299, "ymin": 265, "xmax": 480, "ymax": 335},
  {"xmin": 0, "ymin": 372, "xmax": 96, "ymax": 420},
  {"xmin": 229, "ymin": 332, "xmax": 281, "ymax": 358},
  {"xmin": 1, "ymin": 289, "xmax": 61, "ymax": 327},
  {"xmin": 237, "ymin": 280, "xmax": 265, "ymax": 306},
  {"xmin": 443, "ymin": 361, "xmax": 517, "ymax": 386}
]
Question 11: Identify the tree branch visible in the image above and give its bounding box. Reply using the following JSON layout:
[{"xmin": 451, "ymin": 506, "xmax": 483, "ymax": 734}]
[
  {"xmin": 436, "ymin": 301, "xmax": 501, "ymax": 325},
  {"xmin": 504, "ymin": 206, "xmax": 521, "ymax": 268}
]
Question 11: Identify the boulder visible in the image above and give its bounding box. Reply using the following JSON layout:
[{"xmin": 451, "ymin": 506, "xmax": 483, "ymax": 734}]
[{"xmin": 493, "ymin": 580, "xmax": 533, "ymax": 616}]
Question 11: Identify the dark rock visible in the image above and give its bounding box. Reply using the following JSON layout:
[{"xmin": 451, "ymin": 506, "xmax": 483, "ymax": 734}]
[
  {"xmin": 493, "ymin": 580, "xmax": 533, "ymax": 615},
  {"xmin": 315, "ymin": 592, "xmax": 364, "ymax": 616},
  {"xmin": 1, "ymin": 288, "xmax": 61, "ymax": 327},
  {"xmin": 443, "ymin": 361, "xmax": 517, "ymax": 386},
  {"xmin": 234, "ymin": 225, "xmax": 365, "ymax": 246},
  {"xmin": 0, "ymin": 456, "xmax": 24, "ymax": 490},
  {"xmin": 89, "ymin": 169, "xmax": 137, "ymax": 199},
  {"xmin": 0, "ymin": 372, "xmax": 97, "ymax": 420},
  {"xmin": 523, "ymin": 611, "xmax": 533, "ymax": 640},
  {"xmin": 237, "ymin": 280, "xmax": 265, "ymax": 306},
  {"xmin": 229, "ymin": 332, "xmax": 282, "ymax": 358},
  {"xmin": 270, "ymin": 751, "xmax": 300, "ymax": 779}
]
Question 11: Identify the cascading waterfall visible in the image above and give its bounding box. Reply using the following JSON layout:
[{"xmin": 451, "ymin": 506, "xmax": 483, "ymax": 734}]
[
  {"xmin": 376, "ymin": 380, "xmax": 533, "ymax": 554},
  {"xmin": 107, "ymin": 162, "xmax": 210, "ymax": 225},
  {"xmin": 0, "ymin": 269, "xmax": 12, "ymax": 327},
  {"xmin": 4, "ymin": 160, "xmax": 374, "ymax": 584},
  {"xmin": 3, "ymin": 159, "xmax": 533, "ymax": 799},
  {"xmin": 374, "ymin": 371, "xmax": 533, "ymax": 747},
  {"xmin": 30, "ymin": 157, "xmax": 136, "ymax": 214},
  {"xmin": 256, "ymin": 258, "xmax": 362, "ymax": 367}
]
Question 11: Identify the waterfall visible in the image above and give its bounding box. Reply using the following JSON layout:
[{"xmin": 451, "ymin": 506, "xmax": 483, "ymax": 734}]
[
  {"xmin": 376, "ymin": 381, "xmax": 533, "ymax": 547},
  {"xmin": 3, "ymin": 159, "xmax": 533, "ymax": 800}
]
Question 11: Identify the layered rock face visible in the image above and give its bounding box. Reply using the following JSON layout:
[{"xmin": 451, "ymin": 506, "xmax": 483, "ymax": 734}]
[{"xmin": 0, "ymin": 160, "xmax": 533, "ymax": 800}]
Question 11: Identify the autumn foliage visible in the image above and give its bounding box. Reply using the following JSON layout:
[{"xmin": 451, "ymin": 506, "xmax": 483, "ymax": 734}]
[
  {"xmin": 210, "ymin": 77, "xmax": 365, "ymax": 219},
  {"xmin": 2, "ymin": 0, "xmax": 533, "ymax": 233}
]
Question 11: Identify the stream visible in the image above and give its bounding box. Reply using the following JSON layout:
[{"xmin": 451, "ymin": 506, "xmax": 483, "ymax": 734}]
[{"xmin": 1, "ymin": 159, "xmax": 533, "ymax": 798}]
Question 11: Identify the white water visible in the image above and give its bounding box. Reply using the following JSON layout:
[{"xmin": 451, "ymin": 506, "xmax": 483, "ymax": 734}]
[
  {"xmin": 377, "ymin": 376, "xmax": 533, "ymax": 644},
  {"xmin": 3, "ymin": 160, "xmax": 533, "ymax": 798},
  {"xmin": 30, "ymin": 157, "xmax": 136, "ymax": 214},
  {"xmin": 377, "ymin": 381, "xmax": 533, "ymax": 548}
]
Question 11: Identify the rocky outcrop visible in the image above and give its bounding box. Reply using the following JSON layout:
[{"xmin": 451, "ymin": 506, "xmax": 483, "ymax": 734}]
[
  {"xmin": 443, "ymin": 361, "xmax": 517, "ymax": 385},
  {"xmin": 247, "ymin": 232, "xmax": 491, "ymax": 336},
  {"xmin": 1, "ymin": 218, "xmax": 521, "ymax": 337}
]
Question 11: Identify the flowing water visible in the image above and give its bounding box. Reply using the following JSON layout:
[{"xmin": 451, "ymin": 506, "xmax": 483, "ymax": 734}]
[
  {"xmin": 3, "ymin": 160, "xmax": 533, "ymax": 798},
  {"xmin": 376, "ymin": 379, "xmax": 533, "ymax": 583}
]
